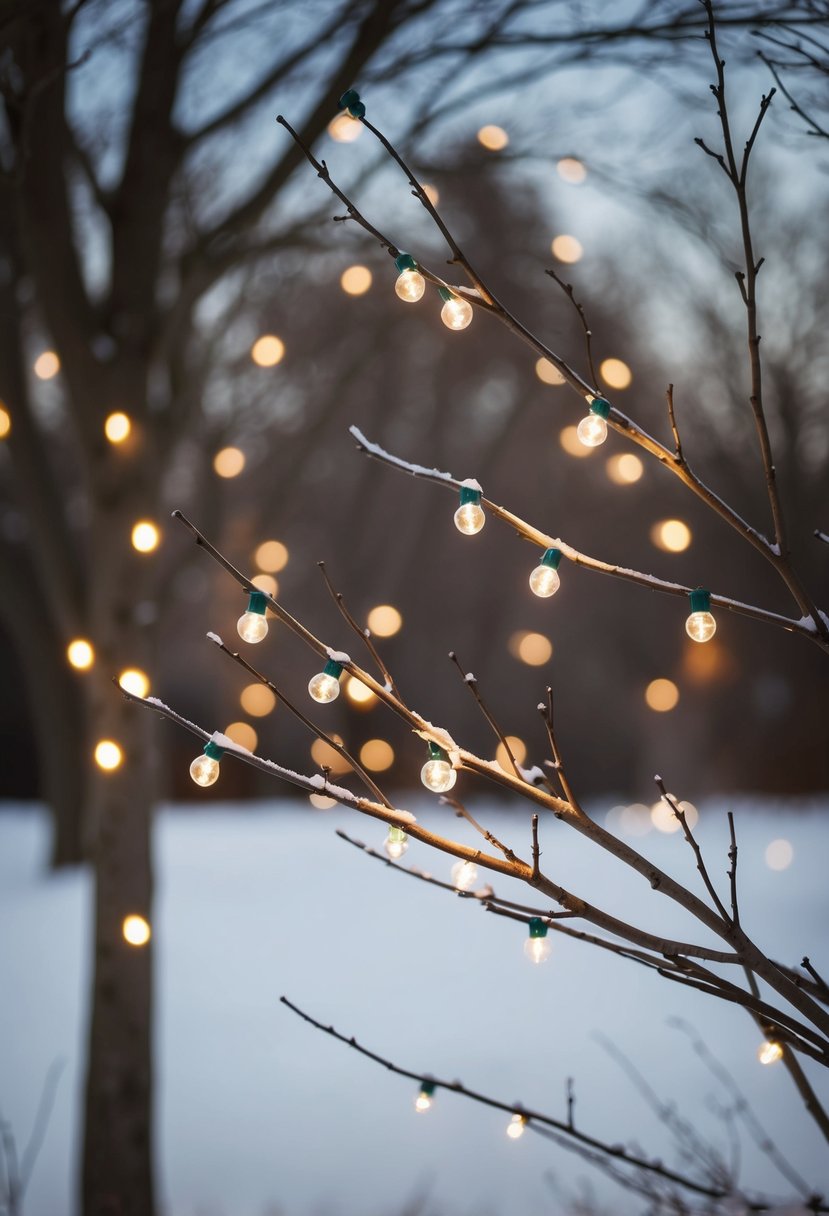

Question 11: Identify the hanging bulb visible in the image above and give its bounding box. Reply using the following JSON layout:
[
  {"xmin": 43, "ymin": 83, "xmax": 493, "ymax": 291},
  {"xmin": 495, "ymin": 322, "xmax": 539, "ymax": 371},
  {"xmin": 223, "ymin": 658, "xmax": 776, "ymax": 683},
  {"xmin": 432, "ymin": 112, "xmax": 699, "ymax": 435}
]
[
  {"xmin": 686, "ymin": 588, "xmax": 716, "ymax": 643},
  {"xmin": 577, "ymin": 395, "xmax": 611, "ymax": 447},
  {"xmin": 506, "ymin": 1114, "xmax": 527, "ymax": 1140},
  {"xmin": 523, "ymin": 917, "xmax": 552, "ymax": 965},
  {"xmin": 189, "ymin": 739, "xmax": 224, "ymax": 787},
  {"xmin": 384, "ymin": 826, "xmax": 409, "ymax": 860},
  {"xmin": 414, "ymin": 1080, "xmax": 436, "ymax": 1113},
  {"xmin": 421, "ymin": 742, "xmax": 457, "ymax": 793},
  {"xmin": 529, "ymin": 548, "xmax": 562, "ymax": 598},
  {"xmin": 394, "ymin": 253, "xmax": 425, "ymax": 303},
  {"xmin": 451, "ymin": 859, "xmax": 478, "ymax": 891},
  {"xmin": 308, "ymin": 659, "xmax": 344, "ymax": 703},
  {"xmin": 758, "ymin": 1039, "xmax": 783, "ymax": 1065},
  {"xmin": 438, "ymin": 287, "xmax": 473, "ymax": 331},
  {"xmin": 454, "ymin": 484, "xmax": 485, "ymax": 535},
  {"xmin": 237, "ymin": 590, "xmax": 269, "ymax": 643}
]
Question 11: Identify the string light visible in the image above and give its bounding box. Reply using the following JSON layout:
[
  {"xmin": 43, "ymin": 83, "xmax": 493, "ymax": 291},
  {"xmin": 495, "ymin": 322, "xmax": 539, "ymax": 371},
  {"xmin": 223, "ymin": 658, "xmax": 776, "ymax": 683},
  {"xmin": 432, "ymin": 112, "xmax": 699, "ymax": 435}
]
[
  {"xmin": 686, "ymin": 589, "xmax": 716, "ymax": 643},
  {"xmin": 451, "ymin": 859, "xmax": 478, "ymax": 891},
  {"xmin": 524, "ymin": 917, "xmax": 552, "ymax": 965},
  {"xmin": 758, "ymin": 1039, "xmax": 783, "ymax": 1065},
  {"xmin": 384, "ymin": 826, "xmax": 409, "ymax": 860},
  {"xmin": 394, "ymin": 253, "xmax": 425, "ymax": 303},
  {"xmin": 454, "ymin": 484, "xmax": 485, "ymax": 534},
  {"xmin": 189, "ymin": 739, "xmax": 224, "ymax": 787},
  {"xmin": 506, "ymin": 1114, "xmax": 527, "ymax": 1140},
  {"xmin": 414, "ymin": 1080, "xmax": 436, "ymax": 1112},
  {"xmin": 529, "ymin": 548, "xmax": 562, "ymax": 598},
  {"xmin": 308, "ymin": 659, "xmax": 343, "ymax": 703},
  {"xmin": 237, "ymin": 591, "xmax": 269, "ymax": 643},
  {"xmin": 421, "ymin": 742, "xmax": 456, "ymax": 793},
  {"xmin": 438, "ymin": 287, "xmax": 473, "ymax": 330},
  {"xmin": 577, "ymin": 395, "xmax": 611, "ymax": 447}
]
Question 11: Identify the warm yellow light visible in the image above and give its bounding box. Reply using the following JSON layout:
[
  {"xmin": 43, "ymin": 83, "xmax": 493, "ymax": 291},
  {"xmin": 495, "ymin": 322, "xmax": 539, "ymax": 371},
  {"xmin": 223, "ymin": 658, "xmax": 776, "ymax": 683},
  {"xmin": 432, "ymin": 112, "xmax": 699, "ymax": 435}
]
[
  {"xmin": 421, "ymin": 183, "xmax": 439, "ymax": 206},
  {"xmin": 131, "ymin": 520, "xmax": 160, "ymax": 553},
  {"xmin": 651, "ymin": 797, "xmax": 698, "ymax": 834},
  {"xmin": 122, "ymin": 914, "xmax": 151, "ymax": 947},
  {"xmin": 366, "ymin": 604, "xmax": 402, "ymax": 637},
  {"xmin": 34, "ymin": 351, "xmax": 60, "ymax": 380},
  {"xmin": 559, "ymin": 426, "xmax": 593, "ymax": 458},
  {"xmin": 67, "ymin": 639, "xmax": 95, "ymax": 670},
  {"xmin": 645, "ymin": 678, "xmax": 679, "ymax": 712},
  {"xmin": 651, "ymin": 519, "xmax": 692, "ymax": 553},
  {"xmin": 551, "ymin": 235, "xmax": 583, "ymax": 263},
  {"xmin": 758, "ymin": 1040, "xmax": 784, "ymax": 1065},
  {"xmin": 495, "ymin": 736, "xmax": 527, "ymax": 769},
  {"xmin": 765, "ymin": 838, "xmax": 794, "ymax": 871},
  {"xmin": 310, "ymin": 735, "xmax": 352, "ymax": 775},
  {"xmin": 346, "ymin": 676, "xmax": 377, "ymax": 707},
  {"xmin": 360, "ymin": 739, "xmax": 395, "ymax": 772},
  {"xmin": 213, "ymin": 447, "xmax": 246, "ymax": 478},
  {"xmin": 477, "ymin": 124, "xmax": 508, "ymax": 150},
  {"xmin": 509, "ymin": 631, "xmax": 553, "ymax": 666},
  {"xmin": 535, "ymin": 358, "xmax": 565, "ymax": 386},
  {"xmin": 118, "ymin": 668, "xmax": 150, "ymax": 698},
  {"xmin": 251, "ymin": 335, "xmax": 285, "ymax": 367},
  {"xmin": 309, "ymin": 793, "xmax": 337, "ymax": 810},
  {"xmin": 557, "ymin": 157, "xmax": 586, "ymax": 183},
  {"xmin": 506, "ymin": 1114, "xmax": 527, "ymax": 1140},
  {"xmin": 239, "ymin": 683, "xmax": 276, "ymax": 717},
  {"xmin": 251, "ymin": 573, "xmax": 278, "ymax": 598},
  {"xmin": 340, "ymin": 265, "xmax": 372, "ymax": 295},
  {"xmin": 94, "ymin": 740, "xmax": 123, "ymax": 771},
  {"xmin": 104, "ymin": 412, "xmax": 131, "ymax": 444},
  {"xmin": 606, "ymin": 453, "xmax": 643, "ymax": 485},
  {"xmin": 224, "ymin": 721, "xmax": 258, "ymax": 752},
  {"xmin": 328, "ymin": 112, "xmax": 362, "ymax": 142},
  {"xmin": 600, "ymin": 358, "xmax": 632, "ymax": 389},
  {"xmin": 254, "ymin": 540, "xmax": 289, "ymax": 572},
  {"xmin": 0, "ymin": 405, "xmax": 12, "ymax": 439}
]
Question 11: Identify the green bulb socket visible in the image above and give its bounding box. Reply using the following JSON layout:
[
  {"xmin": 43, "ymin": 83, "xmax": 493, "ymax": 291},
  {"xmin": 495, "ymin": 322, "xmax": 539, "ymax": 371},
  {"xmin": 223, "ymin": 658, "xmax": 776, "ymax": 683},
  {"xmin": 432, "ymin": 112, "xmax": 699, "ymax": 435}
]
[
  {"xmin": 246, "ymin": 591, "xmax": 268, "ymax": 616},
  {"xmin": 458, "ymin": 486, "xmax": 482, "ymax": 507},
  {"xmin": 203, "ymin": 740, "xmax": 225, "ymax": 761},
  {"xmin": 689, "ymin": 588, "xmax": 711, "ymax": 614},
  {"xmin": 388, "ymin": 826, "xmax": 407, "ymax": 844},
  {"xmin": 528, "ymin": 917, "xmax": 548, "ymax": 939},
  {"xmin": 339, "ymin": 88, "xmax": 360, "ymax": 108},
  {"xmin": 419, "ymin": 1080, "xmax": 436, "ymax": 1097},
  {"xmin": 427, "ymin": 741, "xmax": 449, "ymax": 763},
  {"xmin": 540, "ymin": 548, "xmax": 562, "ymax": 570},
  {"xmin": 322, "ymin": 659, "xmax": 344, "ymax": 679},
  {"xmin": 395, "ymin": 253, "xmax": 417, "ymax": 274},
  {"xmin": 438, "ymin": 286, "xmax": 456, "ymax": 302},
  {"xmin": 588, "ymin": 396, "xmax": 611, "ymax": 420}
]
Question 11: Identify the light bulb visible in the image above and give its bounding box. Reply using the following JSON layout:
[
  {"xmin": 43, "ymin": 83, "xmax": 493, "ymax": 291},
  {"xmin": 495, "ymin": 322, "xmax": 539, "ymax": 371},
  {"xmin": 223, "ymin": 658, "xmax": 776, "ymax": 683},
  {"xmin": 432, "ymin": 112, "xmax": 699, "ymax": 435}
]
[
  {"xmin": 686, "ymin": 589, "xmax": 716, "ymax": 643},
  {"xmin": 237, "ymin": 590, "xmax": 269, "ymax": 643},
  {"xmin": 529, "ymin": 547, "xmax": 562, "ymax": 598},
  {"xmin": 451, "ymin": 860, "xmax": 478, "ymax": 891},
  {"xmin": 414, "ymin": 1081, "xmax": 435, "ymax": 1112},
  {"xmin": 421, "ymin": 743, "xmax": 457, "ymax": 792},
  {"xmin": 394, "ymin": 253, "xmax": 425, "ymax": 302},
  {"xmin": 190, "ymin": 740, "xmax": 224, "ymax": 787},
  {"xmin": 440, "ymin": 294, "xmax": 473, "ymax": 330},
  {"xmin": 524, "ymin": 917, "xmax": 551, "ymax": 964},
  {"xmin": 384, "ymin": 826, "xmax": 409, "ymax": 860},
  {"xmin": 577, "ymin": 395, "xmax": 611, "ymax": 447},
  {"xmin": 308, "ymin": 659, "xmax": 343, "ymax": 703},
  {"xmin": 506, "ymin": 1114, "xmax": 526, "ymax": 1140},
  {"xmin": 758, "ymin": 1039, "xmax": 783, "ymax": 1065},
  {"xmin": 454, "ymin": 484, "xmax": 485, "ymax": 535}
]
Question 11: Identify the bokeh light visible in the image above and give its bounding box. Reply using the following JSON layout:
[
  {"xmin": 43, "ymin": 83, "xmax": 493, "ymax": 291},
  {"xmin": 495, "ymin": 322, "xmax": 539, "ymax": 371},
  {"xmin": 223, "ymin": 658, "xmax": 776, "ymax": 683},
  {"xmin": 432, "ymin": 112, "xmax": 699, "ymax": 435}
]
[
  {"xmin": 765, "ymin": 838, "xmax": 793, "ymax": 871},
  {"xmin": 224, "ymin": 721, "xmax": 258, "ymax": 752},
  {"xmin": 645, "ymin": 679, "xmax": 679, "ymax": 712},
  {"xmin": 535, "ymin": 358, "xmax": 565, "ymax": 386},
  {"xmin": 118, "ymin": 669, "xmax": 150, "ymax": 698},
  {"xmin": 421, "ymin": 183, "xmax": 439, "ymax": 206},
  {"xmin": 94, "ymin": 740, "xmax": 123, "ymax": 771},
  {"xmin": 346, "ymin": 676, "xmax": 376, "ymax": 707},
  {"xmin": 559, "ymin": 426, "xmax": 593, "ymax": 457},
  {"xmin": 509, "ymin": 631, "xmax": 553, "ymax": 666},
  {"xmin": 366, "ymin": 604, "xmax": 402, "ymax": 637},
  {"xmin": 0, "ymin": 405, "xmax": 10, "ymax": 439},
  {"xmin": 600, "ymin": 358, "xmax": 632, "ymax": 389},
  {"xmin": 557, "ymin": 158, "xmax": 586, "ymax": 183},
  {"xmin": 251, "ymin": 573, "xmax": 278, "ymax": 597},
  {"xmin": 495, "ymin": 736, "xmax": 527, "ymax": 769},
  {"xmin": 104, "ymin": 412, "xmax": 131, "ymax": 444},
  {"xmin": 131, "ymin": 521, "xmax": 160, "ymax": 553},
  {"xmin": 309, "ymin": 793, "xmax": 337, "ymax": 809},
  {"xmin": 477, "ymin": 124, "xmax": 509, "ymax": 150},
  {"xmin": 254, "ymin": 540, "xmax": 289, "ymax": 572},
  {"xmin": 606, "ymin": 453, "xmax": 643, "ymax": 484},
  {"xmin": 340, "ymin": 265, "xmax": 372, "ymax": 295},
  {"xmin": 651, "ymin": 519, "xmax": 692, "ymax": 552},
  {"xmin": 122, "ymin": 915, "xmax": 151, "ymax": 947},
  {"xmin": 67, "ymin": 639, "xmax": 95, "ymax": 670},
  {"xmin": 310, "ymin": 735, "xmax": 352, "ymax": 775},
  {"xmin": 551, "ymin": 235, "xmax": 583, "ymax": 263},
  {"xmin": 758, "ymin": 1040, "xmax": 784, "ymax": 1065},
  {"xmin": 239, "ymin": 684, "xmax": 276, "ymax": 717},
  {"xmin": 251, "ymin": 335, "xmax": 285, "ymax": 367},
  {"xmin": 650, "ymin": 797, "xmax": 698, "ymax": 833},
  {"xmin": 360, "ymin": 739, "xmax": 395, "ymax": 772},
  {"xmin": 34, "ymin": 351, "xmax": 60, "ymax": 380},
  {"xmin": 328, "ymin": 113, "xmax": 362, "ymax": 142}
]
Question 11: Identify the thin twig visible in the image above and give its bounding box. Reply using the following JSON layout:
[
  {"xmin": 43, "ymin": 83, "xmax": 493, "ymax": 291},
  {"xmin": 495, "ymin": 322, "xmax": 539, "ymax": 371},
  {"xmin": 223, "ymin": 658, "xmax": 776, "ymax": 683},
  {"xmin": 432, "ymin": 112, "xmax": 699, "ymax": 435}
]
[
  {"xmin": 544, "ymin": 267, "xmax": 598, "ymax": 389},
  {"xmin": 439, "ymin": 794, "xmax": 518, "ymax": 863},
  {"xmin": 727, "ymin": 811, "xmax": 741, "ymax": 930},
  {"xmin": 531, "ymin": 813, "xmax": 540, "ymax": 885},
  {"xmin": 538, "ymin": 685, "xmax": 581, "ymax": 811},
  {"xmin": 654, "ymin": 776, "xmax": 732, "ymax": 925},
  {"xmin": 448, "ymin": 651, "xmax": 522, "ymax": 781},
  {"xmin": 803, "ymin": 957, "xmax": 829, "ymax": 996},
  {"xmin": 317, "ymin": 561, "xmax": 402, "ymax": 700},
  {"xmin": 666, "ymin": 383, "xmax": 683, "ymax": 462}
]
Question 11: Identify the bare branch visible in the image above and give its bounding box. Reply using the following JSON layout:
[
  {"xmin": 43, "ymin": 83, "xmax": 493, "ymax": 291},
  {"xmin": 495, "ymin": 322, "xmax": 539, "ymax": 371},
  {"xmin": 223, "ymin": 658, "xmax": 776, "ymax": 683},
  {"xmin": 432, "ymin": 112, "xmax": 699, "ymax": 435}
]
[{"xmin": 317, "ymin": 561, "xmax": 402, "ymax": 701}]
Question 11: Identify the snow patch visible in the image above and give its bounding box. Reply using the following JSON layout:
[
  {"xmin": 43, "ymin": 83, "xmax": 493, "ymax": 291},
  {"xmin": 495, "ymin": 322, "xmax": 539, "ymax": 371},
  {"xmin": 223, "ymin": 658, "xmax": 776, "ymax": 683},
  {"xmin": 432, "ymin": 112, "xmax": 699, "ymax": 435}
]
[
  {"xmin": 349, "ymin": 425, "xmax": 456, "ymax": 483},
  {"xmin": 211, "ymin": 732, "xmax": 252, "ymax": 756},
  {"xmin": 326, "ymin": 648, "xmax": 351, "ymax": 664},
  {"xmin": 206, "ymin": 631, "xmax": 223, "ymax": 646},
  {"xmin": 460, "ymin": 477, "xmax": 482, "ymax": 492}
]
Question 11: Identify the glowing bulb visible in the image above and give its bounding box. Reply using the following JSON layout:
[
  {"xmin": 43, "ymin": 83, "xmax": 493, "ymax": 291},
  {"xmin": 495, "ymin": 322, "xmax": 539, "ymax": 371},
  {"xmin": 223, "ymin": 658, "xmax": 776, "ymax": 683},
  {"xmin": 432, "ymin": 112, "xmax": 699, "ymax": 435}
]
[
  {"xmin": 67, "ymin": 638, "xmax": 95, "ymax": 670},
  {"xmin": 439, "ymin": 291, "xmax": 473, "ymax": 330},
  {"xmin": 686, "ymin": 589, "xmax": 716, "ymax": 643},
  {"xmin": 394, "ymin": 253, "xmax": 425, "ymax": 302},
  {"xmin": 308, "ymin": 659, "xmax": 343, "ymax": 703},
  {"xmin": 421, "ymin": 743, "xmax": 457, "ymax": 792},
  {"xmin": 384, "ymin": 826, "xmax": 409, "ymax": 860},
  {"xmin": 454, "ymin": 485, "xmax": 485, "ymax": 535},
  {"xmin": 758, "ymin": 1039, "xmax": 783, "ymax": 1065},
  {"xmin": 506, "ymin": 1115, "xmax": 526, "ymax": 1140},
  {"xmin": 577, "ymin": 396, "xmax": 610, "ymax": 447},
  {"xmin": 122, "ymin": 914, "xmax": 151, "ymax": 947},
  {"xmin": 414, "ymin": 1081, "xmax": 435, "ymax": 1112},
  {"xmin": 237, "ymin": 591, "xmax": 269, "ymax": 643},
  {"xmin": 190, "ymin": 740, "xmax": 224, "ymax": 787},
  {"xmin": 524, "ymin": 917, "xmax": 551, "ymax": 964},
  {"xmin": 451, "ymin": 860, "xmax": 477, "ymax": 891},
  {"xmin": 529, "ymin": 548, "xmax": 562, "ymax": 598}
]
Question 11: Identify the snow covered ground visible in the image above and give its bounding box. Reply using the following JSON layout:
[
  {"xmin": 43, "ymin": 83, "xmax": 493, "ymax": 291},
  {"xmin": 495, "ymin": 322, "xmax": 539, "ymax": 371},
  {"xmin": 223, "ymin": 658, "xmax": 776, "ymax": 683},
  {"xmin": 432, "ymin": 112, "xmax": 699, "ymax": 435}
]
[{"xmin": 0, "ymin": 796, "xmax": 826, "ymax": 1216}]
